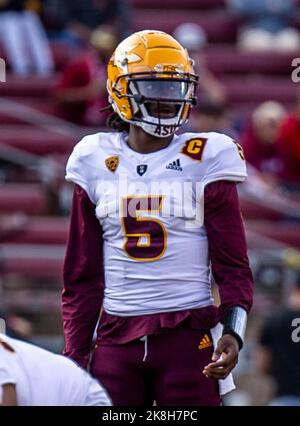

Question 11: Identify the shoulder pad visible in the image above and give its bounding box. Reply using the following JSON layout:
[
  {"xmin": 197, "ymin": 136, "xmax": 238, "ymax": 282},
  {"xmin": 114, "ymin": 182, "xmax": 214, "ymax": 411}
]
[
  {"xmin": 200, "ymin": 132, "xmax": 247, "ymax": 185},
  {"xmin": 65, "ymin": 133, "xmax": 102, "ymax": 203}
]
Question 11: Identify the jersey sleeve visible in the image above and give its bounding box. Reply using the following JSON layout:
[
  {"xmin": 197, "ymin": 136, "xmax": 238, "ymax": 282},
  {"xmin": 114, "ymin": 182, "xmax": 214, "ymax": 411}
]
[
  {"xmin": 0, "ymin": 349, "xmax": 16, "ymax": 387},
  {"xmin": 62, "ymin": 185, "xmax": 104, "ymax": 369},
  {"xmin": 0, "ymin": 367, "xmax": 16, "ymax": 405},
  {"xmin": 0, "ymin": 368, "xmax": 16, "ymax": 387},
  {"xmin": 65, "ymin": 136, "xmax": 95, "ymax": 204},
  {"xmin": 203, "ymin": 133, "xmax": 247, "ymax": 186},
  {"xmin": 204, "ymin": 180, "xmax": 254, "ymax": 318}
]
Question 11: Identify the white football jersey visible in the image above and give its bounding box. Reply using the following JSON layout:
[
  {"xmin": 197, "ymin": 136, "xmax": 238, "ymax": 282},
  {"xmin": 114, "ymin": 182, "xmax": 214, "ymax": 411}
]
[
  {"xmin": 66, "ymin": 131, "xmax": 247, "ymax": 316},
  {"xmin": 0, "ymin": 334, "xmax": 112, "ymax": 406}
]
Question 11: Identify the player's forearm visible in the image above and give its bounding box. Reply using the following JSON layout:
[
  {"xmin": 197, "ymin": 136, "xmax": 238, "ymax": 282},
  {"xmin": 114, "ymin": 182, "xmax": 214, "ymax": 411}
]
[
  {"xmin": 204, "ymin": 181, "xmax": 254, "ymax": 319},
  {"xmin": 212, "ymin": 262, "xmax": 253, "ymax": 318},
  {"xmin": 0, "ymin": 384, "xmax": 17, "ymax": 406},
  {"xmin": 62, "ymin": 185, "xmax": 104, "ymax": 368},
  {"xmin": 221, "ymin": 306, "xmax": 248, "ymax": 349},
  {"xmin": 62, "ymin": 284, "xmax": 102, "ymax": 368}
]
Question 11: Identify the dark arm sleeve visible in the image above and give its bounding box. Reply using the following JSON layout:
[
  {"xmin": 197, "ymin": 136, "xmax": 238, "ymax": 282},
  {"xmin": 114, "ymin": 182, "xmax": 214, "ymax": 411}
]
[
  {"xmin": 204, "ymin": 180, "xmax": 254, "ymax": 321},
  {"xmin": 62, "ymin": 184, "xmax": 104, "ymax": 369}
]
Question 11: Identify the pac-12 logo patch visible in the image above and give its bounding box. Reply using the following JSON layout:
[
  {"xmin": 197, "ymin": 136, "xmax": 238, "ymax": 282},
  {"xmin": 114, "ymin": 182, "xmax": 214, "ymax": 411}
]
[
  {"xmin": 105, "ymin": 156, "xmax": 119, "ymax": 172},
  {"xmin": 137, "ymin": 164, "xmax": 147, "ymax": 176}
]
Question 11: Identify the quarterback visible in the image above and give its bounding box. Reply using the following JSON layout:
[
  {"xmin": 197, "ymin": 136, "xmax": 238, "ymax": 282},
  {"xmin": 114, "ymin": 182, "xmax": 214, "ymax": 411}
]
[{"xmin": 63, "ymin": 30, "xmax": 253, "ymax": 405}]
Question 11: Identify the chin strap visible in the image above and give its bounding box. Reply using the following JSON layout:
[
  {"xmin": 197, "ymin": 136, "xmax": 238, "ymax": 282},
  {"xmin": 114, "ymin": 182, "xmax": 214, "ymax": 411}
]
[{"xmin": 221, "ymin": 306, "xmax": 248, "ymax": 350}]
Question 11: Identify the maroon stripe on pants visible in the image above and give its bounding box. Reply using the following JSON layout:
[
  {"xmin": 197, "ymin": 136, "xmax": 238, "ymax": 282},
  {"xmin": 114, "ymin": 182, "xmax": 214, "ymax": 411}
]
[{"xmin": 90, "ymin": 322, "xmax": 221, "ymax": 406}]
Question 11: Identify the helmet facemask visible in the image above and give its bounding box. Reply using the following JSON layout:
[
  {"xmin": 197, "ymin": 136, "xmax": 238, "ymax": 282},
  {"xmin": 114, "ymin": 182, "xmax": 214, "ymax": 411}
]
[{"xmin": 112, "ymin": 71, "xmax": 197, "ymax": 137}]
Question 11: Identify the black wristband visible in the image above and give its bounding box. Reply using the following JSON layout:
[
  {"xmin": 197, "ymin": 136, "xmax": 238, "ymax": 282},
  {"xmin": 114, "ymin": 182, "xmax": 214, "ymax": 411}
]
[
  {"xmin": 222, "ymin": 326, "xmax": 244, "ymax": 350},
  {"xmin": 221, "ymin": 306, "xmax": 247, "ymax": 350}
]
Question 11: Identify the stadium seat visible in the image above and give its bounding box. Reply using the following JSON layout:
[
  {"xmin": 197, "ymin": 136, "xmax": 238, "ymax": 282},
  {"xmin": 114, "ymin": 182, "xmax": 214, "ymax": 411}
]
[
  {"xmin": 220, "ymin": 76, "xmax": 297, "ymax": 104},
  {"xmin": 241, "ymin": 199, "xmax": 284, "ymax": 221},
  {"xmin": 247, "ymin": 221, "xmax": 300, "ymax": 249},
  {"xmin": 131, "ymin": 0, "xmax": 225, "ymax": 9},
  {"xmin": 0, "ymin": 76, "xmax": 55, "ymax": 97},
  {"xmin": 0, "ymin": 217, "xmax": 68, "ymax": 245},
  {"xmin": 0, "ymin": 127, "xmax": 76, "ymax": 155},
  {"xmin": 0, "ymin": 97, "xmax": 59, "ymax": 119},
  {"xmin": 0, "ymin": 97, "xmax": 60, "ymax": 124},
  {"xmin": 204, "ymin": 47, "xmax": 300, "ymax": 75},
  {"xmin": 0, "ymin": 184, "xmax": 48, "ymax": 215},
  {"xmin": 1, "ymin": 248, "xmax": 63, "ymax": 278},
  {"xmin": 132, "ymin": 10, "xmax": 238, "ymax": 43},
  {"xmin": 0, "ymin": 112, "xmax": 31, "ymax": 125}
]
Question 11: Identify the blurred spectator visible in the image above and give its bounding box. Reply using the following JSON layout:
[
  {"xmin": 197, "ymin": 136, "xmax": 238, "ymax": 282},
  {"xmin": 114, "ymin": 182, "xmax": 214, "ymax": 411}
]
[
  {"xmin": 42, "ymin": 0, "xmax": 72, "ymax": 40},
  {"xmin": 54, "ymin": 25, "xmax": 118, "ymax": 125},
  {"xmin": 0, "ymin": 0, "xmax": 54, "ymax": 75},
  {"xmin": 277, "ymin": 95, "xmax": 300, "ymax": 189},
  {"xmin": 55, "ymin": 0, "xmax": 131, "ymax": 46},
  {"xmin": 256, "ymin": 270, "xmax": 300, "ymax": 405},
  {"xmin": 189, "ymin": 99, "xmax": 237, "ymax": 138},
  {"xmin": 173, "ymin": 22, "xmax": 226, "ymax": 104},
  {"xmin": 241, "ymin": 101, "xmax": 286, "ymax": 183},
  {"xmin": 228, "ymin": 0, "xmax": 300, "ymax": 52},
  {"xmin": 0, "ymin": 311, "xmax": 33, "ymax": 341}
]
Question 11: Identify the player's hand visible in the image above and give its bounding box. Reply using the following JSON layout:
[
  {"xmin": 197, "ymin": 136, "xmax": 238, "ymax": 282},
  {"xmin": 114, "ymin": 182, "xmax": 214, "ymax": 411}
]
[{"xmin": 203, "ymin": 334, "xmax": 239, "ymax": 380}]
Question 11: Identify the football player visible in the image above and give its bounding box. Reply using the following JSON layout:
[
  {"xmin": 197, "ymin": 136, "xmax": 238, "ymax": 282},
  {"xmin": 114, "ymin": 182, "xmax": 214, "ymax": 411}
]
[
  {"xmin": 0, "ymin": 333, "xmax": 112, "ymax": 406},
  {"xmin": 63, "ymin": 30, "xmax": 254, "ymax": 406}
]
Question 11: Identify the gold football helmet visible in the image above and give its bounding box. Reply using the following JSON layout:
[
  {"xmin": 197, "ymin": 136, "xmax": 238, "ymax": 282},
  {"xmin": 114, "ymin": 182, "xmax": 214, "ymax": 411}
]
[{"xmin": 107, "ymin": 30, "xmax": 198, "ymax": 137}]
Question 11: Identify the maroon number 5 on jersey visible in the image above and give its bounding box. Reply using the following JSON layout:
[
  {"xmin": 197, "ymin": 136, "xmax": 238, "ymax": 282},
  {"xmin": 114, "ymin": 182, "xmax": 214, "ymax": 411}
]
[{"xmin": 121, "ymin": 196, "xmax": 167, "ymax": 261}]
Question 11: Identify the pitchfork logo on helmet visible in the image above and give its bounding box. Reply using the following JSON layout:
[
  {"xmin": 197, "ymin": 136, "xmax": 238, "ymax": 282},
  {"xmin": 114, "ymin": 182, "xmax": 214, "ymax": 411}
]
[{"xmin": 107, "ymin": 30, "xmax": 198, "ymax": 138}]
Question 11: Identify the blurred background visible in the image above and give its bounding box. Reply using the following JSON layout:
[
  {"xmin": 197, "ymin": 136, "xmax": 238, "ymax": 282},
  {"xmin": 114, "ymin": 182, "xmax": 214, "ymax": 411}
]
[{"xmin": 1, "ymin": 0, "xmax": 300, "ymax": 406}]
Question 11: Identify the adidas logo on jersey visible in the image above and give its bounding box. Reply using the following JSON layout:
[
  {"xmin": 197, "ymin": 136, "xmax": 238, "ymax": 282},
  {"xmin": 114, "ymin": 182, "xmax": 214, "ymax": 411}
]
[
  {"xmin": 198, "ymin": 334, "xmax": 213, "ymax": 350},
  {"xmin": 166, "ymin": 159, "xmax": 182, "ymax": 171}
]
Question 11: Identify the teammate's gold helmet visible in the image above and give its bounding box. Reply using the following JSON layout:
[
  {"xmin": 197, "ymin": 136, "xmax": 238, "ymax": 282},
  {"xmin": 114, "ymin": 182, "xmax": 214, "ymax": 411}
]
[{"xmin": 107, "ymin": 30, "xmax": 198, "ymax": 137}]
